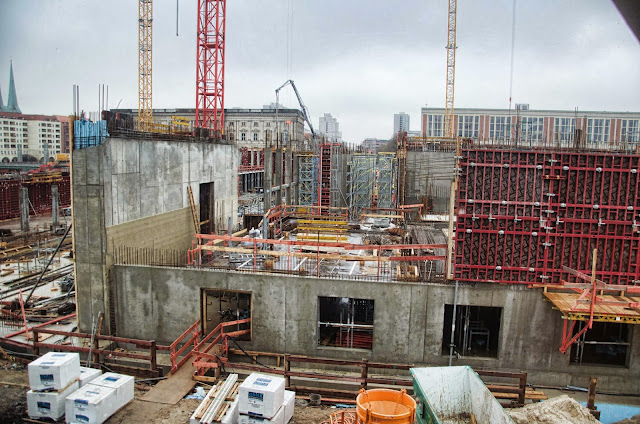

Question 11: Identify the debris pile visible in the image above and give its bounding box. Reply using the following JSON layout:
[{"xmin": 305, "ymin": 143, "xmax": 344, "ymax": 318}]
[{"xmin": 508, "ymin": 395, "xmax": 600, "ymax": 424}]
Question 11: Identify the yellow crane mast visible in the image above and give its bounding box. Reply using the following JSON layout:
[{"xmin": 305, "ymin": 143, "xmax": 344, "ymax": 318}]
[
  {"xmin": 444, "ymin": 0, "xmax": 457, "ymax": 139},
  {"xmin": 138, "ymin": 0, "xmax": 153, "ymax": 131}
]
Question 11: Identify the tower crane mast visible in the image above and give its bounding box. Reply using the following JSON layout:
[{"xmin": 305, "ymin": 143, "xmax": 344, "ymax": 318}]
[
  {"xmin": 444, "ymin": 0, "xmax": 457, "ymax": 139},
  {"xmin": 195, "ymin": 0, "xmax": 227, "ymax": 138},
  {"xmin": 138, "ymin": 0, "xmax": 153, "ymax": 131}
]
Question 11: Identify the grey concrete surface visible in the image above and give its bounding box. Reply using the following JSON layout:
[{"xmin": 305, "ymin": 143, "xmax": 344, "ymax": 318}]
[
  {"xmin": 72, "ymin": 137, "xmax": 238, "ymax": 333},
  {"xmin": 113, "ymin": 265, "xmax": 640, "ymax": 395}
]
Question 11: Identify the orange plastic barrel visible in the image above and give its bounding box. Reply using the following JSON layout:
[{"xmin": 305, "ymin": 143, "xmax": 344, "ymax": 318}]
[{"xmin": 355, "ymin": 388, "xmax": 416, "ymax": 424}]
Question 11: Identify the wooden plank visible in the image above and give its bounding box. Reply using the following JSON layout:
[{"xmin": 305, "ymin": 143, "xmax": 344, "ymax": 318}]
[{"xmin": 139, "ymin": 363, "xmax": 197, "ymax": 405}]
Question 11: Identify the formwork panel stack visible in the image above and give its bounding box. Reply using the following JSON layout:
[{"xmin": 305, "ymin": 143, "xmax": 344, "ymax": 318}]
[{"xmin": 454, "ymin": 148, "xmax": 640, "ymax": 285}]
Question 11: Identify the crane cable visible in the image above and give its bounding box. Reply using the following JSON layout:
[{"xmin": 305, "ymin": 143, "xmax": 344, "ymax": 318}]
[{"xmin": 508, "ymin": 0, "xmax": 517, "ymax": 110}]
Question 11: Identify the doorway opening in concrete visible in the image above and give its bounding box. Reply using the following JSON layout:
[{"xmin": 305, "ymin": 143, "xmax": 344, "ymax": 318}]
[
  {"xmin": 199, "ymin": 182, "xmax": 215, "ymax": 234},
  {"xmin": 442, "ymin": 305, "xmax": 502, "ymax": 358},
  {"xmin": 317, "ymin": 297, "xmax": 374, "ymax": 350},
  {"xmin": 570, "ymin": 322, "xmax": 629, "ymax": 367},
  {"xmin": 201, "ymin": 289, "xmax": 252, "ymax": 340}
]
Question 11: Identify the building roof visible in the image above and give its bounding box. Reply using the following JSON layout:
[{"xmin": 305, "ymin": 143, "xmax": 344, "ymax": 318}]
[
  {"xmin": 422, "ymin": 106, "xmax": 640, "ymax": 117},
  {"xmin": 5, "ymin": 61, "xmax": 21, "ymax": 114},
  {"xmin": 0, "ymin": 111, "xmax": 60, "ymax": 121}
]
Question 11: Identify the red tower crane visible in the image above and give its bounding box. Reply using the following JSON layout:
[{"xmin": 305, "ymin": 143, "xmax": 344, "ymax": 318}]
[{"xmin": 195, "ymin": 0, "xmax": 226, "ymax": 138}]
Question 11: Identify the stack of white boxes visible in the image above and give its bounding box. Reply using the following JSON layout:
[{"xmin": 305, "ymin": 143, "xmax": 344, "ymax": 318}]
[
  {"xmin": 65, "ymin": 372, "xmax": 134, "ymax": 424},
  {"xmin": 238, "ymin": 373, "xmax": 295, "ymax": 424},
  {"xmin": 26, "ymin": 352, "xmax": 81, "ymax": 421},
  {"xmin": 78, "ymin": 366, "xmax": 102, "ymax": 388}
]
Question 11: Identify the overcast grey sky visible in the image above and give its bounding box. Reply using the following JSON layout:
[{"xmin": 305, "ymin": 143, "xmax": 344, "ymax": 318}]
[{"xmin": 1, "ymin": 0, "xmax": 639, "ymax": 142}]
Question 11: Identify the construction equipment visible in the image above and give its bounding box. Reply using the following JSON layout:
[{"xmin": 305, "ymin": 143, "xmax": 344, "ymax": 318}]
[
  {"xmin": 138, "ymin": 0, "xmax": 153, "ymax": 131},
  {"xmin": 275, "ymin": 80, "xmax": 316, "ymax": 147},
  {"xmin": 444, "ymin": 0, "xmax": 457, "ymax": 138},
  {"xmin": 195, "ymin": 0, "xmax": 227, "ymax": 138}
]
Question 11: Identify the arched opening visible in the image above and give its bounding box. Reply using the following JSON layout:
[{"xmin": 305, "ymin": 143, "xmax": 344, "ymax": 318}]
[{"xmin": 1, "ymin": 157, "xmax": 9, "ymax": 163}]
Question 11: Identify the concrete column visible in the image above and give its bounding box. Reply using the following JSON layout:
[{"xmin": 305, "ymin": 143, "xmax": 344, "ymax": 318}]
[
  {"xmin": 51, "ymin": 184, "xmax": 59, "ymax": 227},
  {"xmin": 285, "ymin": 149, "xmax": 293, "ymax": 205},
  {"xmin": 19, "ymin": 187, "xmax": 29, "ymax": 232},
  {"xmin": 275, "ymin": 148, "xmax": 283, "ymax": 206},
  {"xmin": 263, "ymin": 148, "xmax": 272, "ymax": 211}
]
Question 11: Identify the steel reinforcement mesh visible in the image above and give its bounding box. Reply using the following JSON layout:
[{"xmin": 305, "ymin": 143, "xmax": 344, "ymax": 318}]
[{"xmin": 454, "ymin": 149, "xmax": 640, "ymax": 285}]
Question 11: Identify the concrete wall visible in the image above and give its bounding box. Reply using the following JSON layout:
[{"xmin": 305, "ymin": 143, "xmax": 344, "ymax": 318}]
[
  {"xmin": 72, "ymin": 137, "xmax": 238, "ymax": 333},
  {"xmin": 406, "ymin": 151, "xmax": 455, "ymax": 212},
  {"xmin": 113, "ymin": 265, "xmax": 640, "ymax": 394}
]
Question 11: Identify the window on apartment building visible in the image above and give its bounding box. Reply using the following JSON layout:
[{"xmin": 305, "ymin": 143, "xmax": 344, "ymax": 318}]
[
  {"xmin": 457, "ymin": 116, "xmax": 479, "ymax": 138},
  {"xmin": 201, "ymin": 289, "xmax": 252, "ymax": 340},
  {"xmin": 520, "ymin": 117, "xmax": 544, "ymax": 145},
  {"xmin": 427, "ymin": 115, "xmax": 444, "ymax": 137},
  {"xmin": 621, "ymin": 119, "xmax": 640, "ymax": 143},
  {"xmin": 241, "ymin": 121, "xmax": 246, "ymax": 126},
  {"xmin": 265, "ymin": 130, "xmax": 271, "ymax": 142},
  {"xmin": 442, "ymin": 305, "xmax": 502, "ymax": 358},
  {"xmin": 554, "ymin": 118, "xmax": 576, "ymax": 146},
  {"xmin": 570, "ymin": 322, "xmax": 629, "ymax": 367},
  {"xmin": 266, "ymin": 122, "xmax": 271, "ymax": 127},
  {"xmin": 587, "ymin": 118, "xmax": 610, "ymax": 144},
  {"xmin": 253, "ymin": 133, "xmax": 258, "ymax": 141},
  {"xmin": 318, "ymin": 297, "xmax": 374, "ymax": 350},
  {"xmin": 253, "ymin": 122, "xmax": 258, "ymax": 127},
  {"xmin": 241, "ymin": 132, "xmax": 246, "ymax": 141},
  {"xmin": 489, "ymin": 116, "xmax": 511, "ymax": 142}
]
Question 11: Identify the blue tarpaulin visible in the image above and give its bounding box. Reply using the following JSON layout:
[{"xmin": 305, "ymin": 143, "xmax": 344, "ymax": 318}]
[{"xmin": 74, "ymin": 119, "xmax": 109, "ymax": 149}]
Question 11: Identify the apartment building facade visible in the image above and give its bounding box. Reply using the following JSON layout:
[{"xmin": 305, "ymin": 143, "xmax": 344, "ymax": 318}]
[{"xmin": 422, "ymin": 107, "xmax": 640, "ymax": 149}]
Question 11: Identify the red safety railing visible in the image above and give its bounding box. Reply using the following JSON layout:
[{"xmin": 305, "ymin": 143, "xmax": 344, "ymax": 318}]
[
  {"xmin": 191, "ymin": 318, "xmax": 252, "ymax": 376},
  {"xmin": 168, "ymin": 319, "xmax": 202, "ymax": 374}
]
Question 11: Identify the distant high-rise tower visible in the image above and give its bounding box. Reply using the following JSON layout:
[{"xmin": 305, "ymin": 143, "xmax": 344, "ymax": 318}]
[
  {"xmin": 0, "ymin": 84, "xmax": 4, "ymax": 112},
  {"xmin": 5, "ymin": 61, "xmax": 21, "ymax": 114},
  {"xmin": 318, "ymin": 113, "xmax": 342, "ymax": 143},
  {"xmin": 394, "ymin": 112, "xmax": 410, "ymax": 135}
]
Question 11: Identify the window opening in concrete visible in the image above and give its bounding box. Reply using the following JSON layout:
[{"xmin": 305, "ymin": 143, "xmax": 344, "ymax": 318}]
[
  {"xmin": 442, "ymin": 305, "xmax": 502, "ymax": 358},
  {"xmin": 199, "ymin": 182, "xmax": 214, "ymax": 234},
  {"xmin": 202, "ymin": 289, "xmax": 252, "ymax": 340},
  {"xmin": 318, "ymin": 297, "xmax": 374, "ymax": 350},
  {"xmin": 570, "ymin": 322, "xmax": 629, "ymax": 367}
]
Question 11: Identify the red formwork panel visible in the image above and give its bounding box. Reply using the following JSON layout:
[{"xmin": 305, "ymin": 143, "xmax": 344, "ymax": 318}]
[
  {"xmin": 0, "ymin": 179, "xmax": 21, "ymax": 221},
  {"xmin": 454, "ymin": 149, "xmax": 640, "ymax": 285},
  {"xmin": 0, "ymin": 176, "xmax": 71, "ymax": 221}
]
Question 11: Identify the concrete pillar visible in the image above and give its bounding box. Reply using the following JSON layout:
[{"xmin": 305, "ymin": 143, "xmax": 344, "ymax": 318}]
[
  {"xmin": 51, "ymin": 184, "xmax": 59, "ymax": 227},
  {"xmin": 19, "ymin": 187, "xmax": 29, "ymax": 232},
  {"xmin": 263, "ymin": 149, "xmax": 272, "ymax": 211},
  {"xmin": 275, "ymin": 148, "xmax": 283, "ymax": 206},
  {"xmin": 285, "ymin": 149, "xmax": 293, "ymax": 205},
  {"xmin": 17, "ymin": 145, "xmax": 23, "ymax": 162}
]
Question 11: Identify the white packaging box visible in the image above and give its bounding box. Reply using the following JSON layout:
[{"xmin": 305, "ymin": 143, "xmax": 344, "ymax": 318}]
[
  {"xmin": 90, "ymin": 372, "xmax": 134, "ymax": 411},
  {"xmin": 221, "ymin": 398, "xmax": 240, "ymax": 424},
  {"xmin": 283, "ymin": 390, "xmax": 295, "ymax": 424},
  {"xmin": 28, "ymin": 352, "xmax": 80, "ymax": 391},
  {"xmin": 79, "ymin": 367, "xmax": 102, "ymax": 388},
  {"xmin": 26, "ymin": 380, "xmax": 79, "ymax": 420},
  {"xmin": 238, "ymin": 405, "xmax": 284, "ymax": 424},
  {"xmin": 65, "ymin": 383, "xmax": 117, "ymax": 424},
  {"xmin": 238, "ymin": 373, "xmax": 285, "ymax": 419}
]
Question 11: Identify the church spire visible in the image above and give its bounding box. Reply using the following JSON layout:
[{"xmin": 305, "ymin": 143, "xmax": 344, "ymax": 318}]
[{"xmin": 6, "ymin": 60, "xmax": 21, "ymax": 114}]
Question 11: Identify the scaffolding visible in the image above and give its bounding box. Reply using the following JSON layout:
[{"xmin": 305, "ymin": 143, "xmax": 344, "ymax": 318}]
[
  {"xmin": 298, "ymin": 154, "xmax": 318, "ymax": 206},
  {"xmin": 376, "ymin": 153, "xmax": 396, "ymax": 209},
  {"xmin": 348, "ymin": 154, "xmax": 376, "ymax": 218}
]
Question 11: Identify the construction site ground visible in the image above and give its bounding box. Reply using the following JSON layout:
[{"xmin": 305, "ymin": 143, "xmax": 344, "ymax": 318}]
[{"xmin": 2, "ymin": 358, "xmax": 640, "ymax": 424}]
